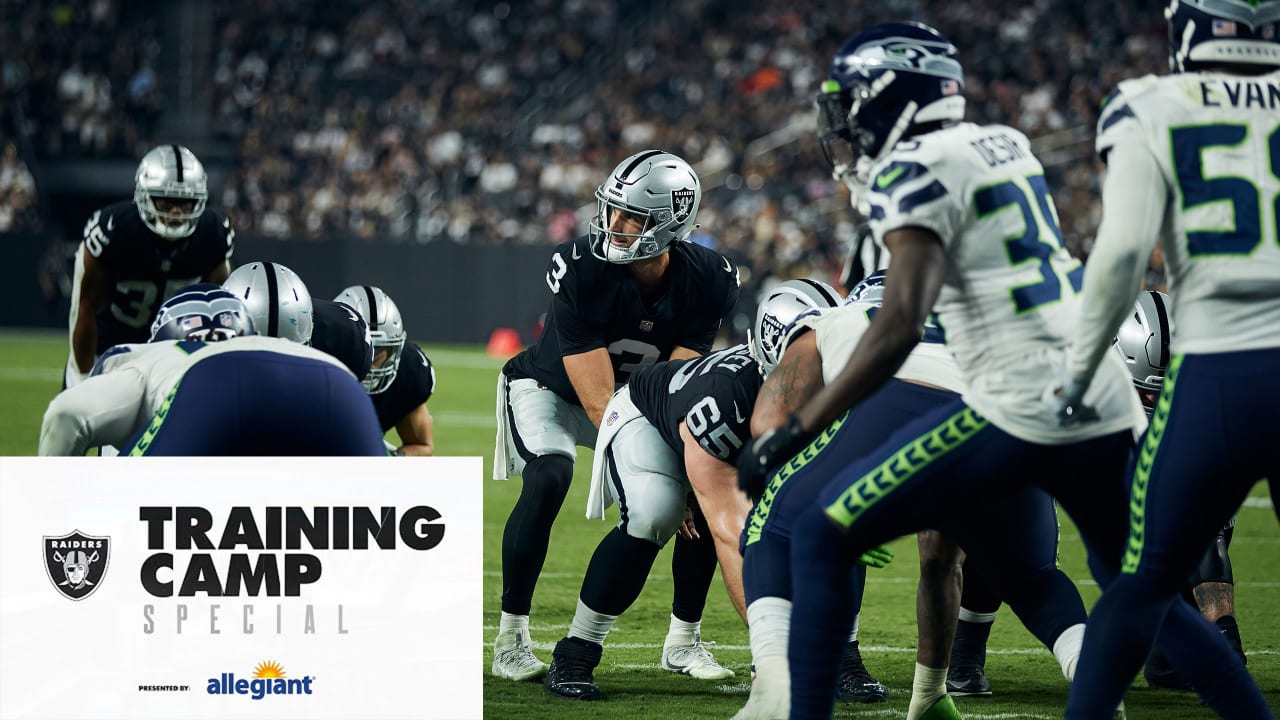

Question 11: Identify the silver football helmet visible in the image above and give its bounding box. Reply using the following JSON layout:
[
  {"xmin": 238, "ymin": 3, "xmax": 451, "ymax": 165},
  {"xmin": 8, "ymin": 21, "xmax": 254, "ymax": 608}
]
[
  {"xmin": 222, "ymin": 261, "xmax": 314, "ymax": 344},
  {"xmin": 749, "ymin": 278, "xmax": 843, "ymax": 376},
  {"xmin": 335, "ymin": 285, "xmax": 406, "ymax": 394},
  {"xmin": 1113, "ymin": 290, "xmax": 1173, "ymax": 416},
  {"xmin": 589, "ymin": 150, "xmax": 702, "ymax": 263},
  {"xmin": 134, "ymin": 144, "xmax": 208, "ymax": 239}
]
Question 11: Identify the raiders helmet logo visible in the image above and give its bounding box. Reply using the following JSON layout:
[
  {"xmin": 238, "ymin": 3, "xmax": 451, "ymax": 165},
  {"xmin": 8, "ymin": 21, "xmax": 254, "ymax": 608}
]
[
  {"xmin": 671, "ymin": 188, "xmax": 696, "ymax": 223},
  {"xmin": 44, "ymin": 530, "xmax": 110, "ymax": 601}
]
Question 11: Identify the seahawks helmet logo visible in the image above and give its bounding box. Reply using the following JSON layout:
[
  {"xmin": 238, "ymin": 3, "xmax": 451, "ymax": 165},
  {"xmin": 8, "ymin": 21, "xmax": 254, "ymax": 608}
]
[
  {"xmin": 671, "ymin": 188, "xmax": 696, "ymax": 223},
  {"xmin": 44, "ymin": 530, "xmax": 110, "ymax": 601}
]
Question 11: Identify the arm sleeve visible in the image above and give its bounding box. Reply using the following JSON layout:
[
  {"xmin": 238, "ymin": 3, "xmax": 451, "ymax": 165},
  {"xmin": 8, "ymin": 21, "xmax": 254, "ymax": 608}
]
[
  {"xmin": 1066, "ymin": 140, "xmax": 1168, "ymax": 382},
  {"xmin": 39, "ymin": 369, "xmax": 148, "ymax": 456}
]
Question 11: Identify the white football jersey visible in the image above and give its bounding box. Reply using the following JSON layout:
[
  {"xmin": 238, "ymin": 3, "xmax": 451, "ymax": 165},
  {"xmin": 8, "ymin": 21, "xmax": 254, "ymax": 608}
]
[
  {"xmin": 39, "ymin": 336, "xmax": 349, "ymax": 456},
  {"xmin": 786, "ymin": 302, "xmax": 965, "ymax": 393},
  {"xmin": 1097, "ymin": 70, "xmax": 1280, "ymax": 354},
  {"xmin": 865, "ymin": 122, "xmax": 1143, "ymax": 444}
]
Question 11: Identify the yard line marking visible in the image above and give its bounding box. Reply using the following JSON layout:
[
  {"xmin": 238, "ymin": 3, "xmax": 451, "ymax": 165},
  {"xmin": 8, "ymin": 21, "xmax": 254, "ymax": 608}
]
[{"xmin": 0, "ymin": 368, "xmax": 61, "ymax": 382}]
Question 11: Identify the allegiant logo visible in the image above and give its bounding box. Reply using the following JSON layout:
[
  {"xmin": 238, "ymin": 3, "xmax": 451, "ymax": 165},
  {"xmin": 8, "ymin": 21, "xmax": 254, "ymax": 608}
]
[{"xmin": 207, "ymin": 660, "xmax": 314, "ymax": 700}]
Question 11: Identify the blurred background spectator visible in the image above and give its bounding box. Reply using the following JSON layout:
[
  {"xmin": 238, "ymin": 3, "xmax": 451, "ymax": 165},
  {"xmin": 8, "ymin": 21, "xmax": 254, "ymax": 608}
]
[{"xmin": 2, "ymin": 0, "xmax": 1169, "ymax": 337}]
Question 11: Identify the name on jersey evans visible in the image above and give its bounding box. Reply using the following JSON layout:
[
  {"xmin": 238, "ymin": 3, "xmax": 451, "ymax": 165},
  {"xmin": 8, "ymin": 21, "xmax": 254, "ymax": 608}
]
[{"xmin": 1200, "ymin": 79, "xmax": 1280, "ymax": 109}]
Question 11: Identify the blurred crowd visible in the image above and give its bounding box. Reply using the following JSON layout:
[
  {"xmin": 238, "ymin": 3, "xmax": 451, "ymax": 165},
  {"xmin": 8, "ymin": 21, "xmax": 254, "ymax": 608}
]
[{"xmin": 6, "ymin": 0, "xmax": 1170, "ymax": 289}]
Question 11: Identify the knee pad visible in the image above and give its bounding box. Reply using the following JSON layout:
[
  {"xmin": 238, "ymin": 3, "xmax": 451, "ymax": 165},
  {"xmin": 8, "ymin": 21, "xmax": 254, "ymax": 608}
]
[{"xmin": 520, "ymin": 454, "xmax": 574, "ymax": 500}]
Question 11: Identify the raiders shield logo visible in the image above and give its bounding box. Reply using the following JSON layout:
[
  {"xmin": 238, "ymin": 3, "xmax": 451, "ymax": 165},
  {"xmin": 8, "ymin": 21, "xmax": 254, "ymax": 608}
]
[
  {"xmin": 44, "ymin": 530, "xmax": 110, "ymax": 601},
  {"xmin": 671, "ymin": 188, "xmax": 696, "ymax": 223}
]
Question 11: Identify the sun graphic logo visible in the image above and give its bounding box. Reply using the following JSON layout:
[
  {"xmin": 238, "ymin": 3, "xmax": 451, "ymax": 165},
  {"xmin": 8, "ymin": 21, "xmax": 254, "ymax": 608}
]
[
  {"xmin": 254, "ymin": 661, "xmax": 286, "ymax": 679},
  {"xmin": 207, "ymin": 660, "xmax": 314, "ymax": 700}
]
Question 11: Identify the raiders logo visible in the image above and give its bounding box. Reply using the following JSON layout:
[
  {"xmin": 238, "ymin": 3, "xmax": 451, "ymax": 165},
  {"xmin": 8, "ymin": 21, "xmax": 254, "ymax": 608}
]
[
  {"xmin": 44, "ymin": 530, "xmax": 110, "ymax": 601},
  {"xmin": 671, "ymin": 188, "xmax": 696, "ymax": 223}
]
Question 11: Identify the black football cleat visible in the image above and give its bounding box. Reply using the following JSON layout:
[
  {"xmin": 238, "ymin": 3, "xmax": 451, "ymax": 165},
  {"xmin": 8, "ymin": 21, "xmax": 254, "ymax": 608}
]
[
  {"xmin": 544, "ymin": 636, "xmax": 604, "ymax": 701},
  {"xmin": 946, "ymin": 663, "xmax": 993, "ymax": 697},
  {"xmin": 838, "ymin": 640, "xmax": 889, "ymax": 703}
]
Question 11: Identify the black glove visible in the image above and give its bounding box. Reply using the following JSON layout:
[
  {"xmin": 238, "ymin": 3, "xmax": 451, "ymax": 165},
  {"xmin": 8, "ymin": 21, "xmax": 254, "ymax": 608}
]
[{"xmin": 736, "ymin": 414, "xmax": 811, "ymax": 499}]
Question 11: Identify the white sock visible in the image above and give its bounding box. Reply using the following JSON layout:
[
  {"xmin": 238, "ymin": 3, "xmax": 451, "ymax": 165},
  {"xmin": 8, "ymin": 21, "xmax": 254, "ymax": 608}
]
[
  {"xmin": 906, "ymin": 662, "xmax": 948, "ymax": 720},
  {"xmin": 747, "ymin": 597, "xmax": 792, "ymax": 661},
  {"xmin": 848, "ymin": 612, "xmax": 860, "ymax": 642},
  {"xmin": 568, "ymin": 599, "xmax": 618, "ymax": 646},
  {"xmin": 666, "ymin": 614, "xmax": 700, "ymax": 645},
  {"xmin": 499, "ymin": 611, "xmax": 528, "ymax": 635},
  {"xmin": 958, "ymin": 607, "xmax": 998, "ymax": 624},
  {"xmin": 1053, "ymin": 623, "xmax": 1086, "ymax": 682}
]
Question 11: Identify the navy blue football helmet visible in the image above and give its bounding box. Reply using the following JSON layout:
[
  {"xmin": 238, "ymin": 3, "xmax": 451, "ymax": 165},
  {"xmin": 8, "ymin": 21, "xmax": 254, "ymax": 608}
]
[
  {"xmin": 1166, "ymin": 0, "xmax": 1280, "ymax": 72},
  {"xmin": 818, "ymin": 22, "xmax": 965, "ymax": 186},
  {"xmin": 149, "ymin": 284, "xmax": 257, "ymax": 342}
]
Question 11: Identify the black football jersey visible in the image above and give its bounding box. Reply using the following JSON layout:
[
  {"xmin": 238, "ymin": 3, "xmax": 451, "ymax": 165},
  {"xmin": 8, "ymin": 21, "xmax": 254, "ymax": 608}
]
[
  {"xmin": 81, "ymin": 201, "xmax": 234, "ymax": 351},
  {"xmin": 311, "ymin": 299, "xmax": 374, "ymax": 381},
  {"xmin": 628, "ymin": 344, "xmax": 763, "ymax": 465},
  {"xmin": 371, "ymin": 342, "xmax": 436, "ymax": 432},
  {"xmin": 504, "ymin": 236, "xmax": 740, "ymax": 407}
]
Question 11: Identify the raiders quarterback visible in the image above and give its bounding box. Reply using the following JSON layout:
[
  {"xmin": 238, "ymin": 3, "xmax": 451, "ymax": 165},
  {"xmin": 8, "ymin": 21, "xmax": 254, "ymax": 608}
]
[
  {"xmin": 492, "ymin": 150, "xmax": 740, "ymax": 683},
  {"xmin": 65, "ymin": 144, "xmax": 234, "ymax": 388}
]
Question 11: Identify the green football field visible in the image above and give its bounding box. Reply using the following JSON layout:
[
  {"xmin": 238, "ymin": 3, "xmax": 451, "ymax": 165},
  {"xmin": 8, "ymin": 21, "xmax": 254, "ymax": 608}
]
[{"xmin": 2, "ymin": 329, "xmax": 1276, "ymax": 719}]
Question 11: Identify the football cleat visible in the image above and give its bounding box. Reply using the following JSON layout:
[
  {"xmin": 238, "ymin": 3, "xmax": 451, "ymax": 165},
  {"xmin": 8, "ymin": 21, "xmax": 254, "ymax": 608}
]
[
  {"xmin": 661, "ymin": 631, "xmax": 735, "ymax": 680},
  {"xmin": 838, "ymin": 640, "xmax": 889, "ymax": 703},
  {"xmin": 490, "ymin": 627, "xmax": 547, "ymax": 682},
  {"xmin": 946, "ymin": 663, "xmax": 993, "ymax": 697},
  {"xmin": 544, "ymin": 636, "xmax": 603, "ymax": 701}
]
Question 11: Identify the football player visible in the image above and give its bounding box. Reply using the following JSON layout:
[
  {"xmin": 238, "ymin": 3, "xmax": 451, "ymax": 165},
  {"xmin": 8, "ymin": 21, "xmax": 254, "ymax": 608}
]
[
  {"xmin": 736, "ymin": 273, "xmax": 1092, "ymax": 720},
  {"xmin": 1059, "ymin": 3, "xmax": 1280, "ymax": 702},
  {"xmin": 735, "ymin": 22, "xmax": 1266, "ymax": 720},
  {"xmin": 336, "ymin": 285, "xmax": 436, "ymax": 456},
  {"xmin": 40, "ymin": 285, "xmax": 384, "ymax": 456},
  {"xmin": 65, "ymin": 145, "xmax": 234, "ymax": 389},
  {"xmin": 949, "ymin": 291, "xmax": 1250, "ymax": 696},
  {"xmin": 492, "ymin": 150, "xmax": 740, "ymax": 682},
  {"xmin": 542, "ymin": 279, "xmax": 841, "ymax": 701},
  {"xmin": 223, "ymin": 261, "xmax": 374, "ymax": 382}
]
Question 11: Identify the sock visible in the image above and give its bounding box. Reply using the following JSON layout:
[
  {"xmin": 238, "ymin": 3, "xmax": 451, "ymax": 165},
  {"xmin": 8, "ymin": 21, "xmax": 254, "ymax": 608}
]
[
  {"xmin": 1216, "ymin": 616, "xmax": 1245, "ymax": 661},
  {"xmin": 499, "ymin": 611, "xmax": 528, "ymax": 636},
  {"xmin": 500, "ymin": 454, "xmax": 574, "ymax": 614},
  {"xmin": 748, "ymin": 597, "xmax": 792, "ymax": 660},
  {"xmin": 848, "ymin": 612, "xmax": 860, "ymax": 642},
  {"xmin": 666, "ymin": 614, "xmax": 701, "ymax": 646},
  {"xmin": 568, "ymin": 598, "xmax": 618, "ymax": 646},
  {"xmin": 957, "ymin": 607, "xmax": 998, "ymax": 624},
  {"xmin": 951, "ymin": 614, "xmax": 994, "ymax": 670},
  {"xmin": 579, "ymin": 528, "xmax": 662, "ymax": 616},
  {"xmin": 907, "ymin": 662, "xmax": 949, "ymax": 720},
  {"xmin": 671, "ymin": 509, "xmax": 717, "ymax": 622},
  {"xmin": 1053, "ymin": 623, "xmax": 1085, "ymax": 681}
]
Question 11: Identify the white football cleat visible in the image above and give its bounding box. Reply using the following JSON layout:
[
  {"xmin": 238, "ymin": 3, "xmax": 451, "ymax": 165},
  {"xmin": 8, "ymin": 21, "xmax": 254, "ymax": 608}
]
[
  {"xmin": 661, "ymin": 631, "xmax": 735, "ymax": 680},
  {"xmin": 491, "ymin": 627, "xmax": 548, "ymax": 681}
]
